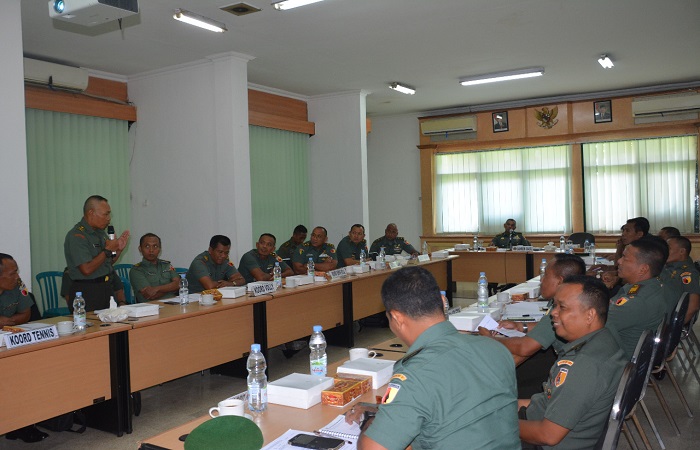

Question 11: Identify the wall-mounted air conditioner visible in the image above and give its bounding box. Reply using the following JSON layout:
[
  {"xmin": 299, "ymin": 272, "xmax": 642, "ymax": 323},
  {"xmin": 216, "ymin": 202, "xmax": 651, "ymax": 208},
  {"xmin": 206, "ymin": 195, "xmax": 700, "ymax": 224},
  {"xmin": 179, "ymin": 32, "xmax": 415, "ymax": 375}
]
[
  {"xmin": 420, "ymin": 115, "xmax": 477, "ymax": 135},
  {"xmin": 632, "ymin": 93, "xmax": 700, "ymax": 117},
  {"xmin": 23, "ymin": 58, "xmax": 89, "ymax": 92}
]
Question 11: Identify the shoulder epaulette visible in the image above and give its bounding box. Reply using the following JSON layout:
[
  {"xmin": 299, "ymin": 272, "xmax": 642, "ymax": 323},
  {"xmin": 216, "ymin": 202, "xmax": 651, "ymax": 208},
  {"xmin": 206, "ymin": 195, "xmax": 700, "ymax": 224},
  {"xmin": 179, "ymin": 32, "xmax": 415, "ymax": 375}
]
[
  {"xmin": 372, "ymin": 237, "xmax": 383, "ymax": 245},
  {"xmin": 401, "ymin": 347, "xmax": 423, "ymax": 365}
]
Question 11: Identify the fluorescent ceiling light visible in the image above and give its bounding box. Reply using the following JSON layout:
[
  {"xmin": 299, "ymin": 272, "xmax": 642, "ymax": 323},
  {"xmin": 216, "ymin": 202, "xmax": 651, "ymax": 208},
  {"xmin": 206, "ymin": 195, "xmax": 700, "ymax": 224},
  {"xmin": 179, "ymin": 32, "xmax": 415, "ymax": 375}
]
[
  {"xmin": 173, "ymin": 9, "xmax": 227, "ymax": 32},
  {"xmin": 459, "ymin": 68, "xmax": 544, "ymax": 86},
  {"xmin": 598, "ymin": 55, "xmax": 614, "ymax": 69},
  {"xmin": 273, "ymin": 0, "xmax": 324, "ymax": 11},
  {"xmin": 389, "ymin": 82, "xmax": 416, "ymax": 95}
]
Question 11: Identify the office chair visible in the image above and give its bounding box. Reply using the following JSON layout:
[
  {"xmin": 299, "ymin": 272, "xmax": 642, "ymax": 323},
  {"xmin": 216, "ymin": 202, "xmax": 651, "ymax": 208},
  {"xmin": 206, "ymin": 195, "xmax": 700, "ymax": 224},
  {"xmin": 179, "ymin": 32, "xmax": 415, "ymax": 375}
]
[
  {"xmin": 597, "ymin": 362, "xmax": 635, "ymax": 450},
  {"xmin": 34, "ymin": 271, "xmax": 70, "ymax": 318},
  {"xmin": 567, "ymin": 232, "xmax": 595, "ymax": 246}
]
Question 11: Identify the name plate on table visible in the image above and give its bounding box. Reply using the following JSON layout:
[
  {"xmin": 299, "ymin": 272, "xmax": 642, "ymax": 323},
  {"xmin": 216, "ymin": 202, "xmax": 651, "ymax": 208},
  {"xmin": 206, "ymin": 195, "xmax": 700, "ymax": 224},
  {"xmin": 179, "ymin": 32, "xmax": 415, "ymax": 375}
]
[
  {"xmin": 417, "ymin": 254, "xmax": 430, "ymax": 263},
  {"xmin": 250, "ymin": 282, "xmax": 276, "ymax": 296},
  {"xmin": 388, "ymin": 261, "xmax": 401, "ymax": 269},
  {"xmin": 512, "ymin": 245, "xmax": 534, "ymax": 252},
  {"xmin": 327, "ymin": 267, "xmax": 348, "ymax": 280},
  {"xmin": 4, "ymin": 325, "xmax": 59, "ymax": 349}
]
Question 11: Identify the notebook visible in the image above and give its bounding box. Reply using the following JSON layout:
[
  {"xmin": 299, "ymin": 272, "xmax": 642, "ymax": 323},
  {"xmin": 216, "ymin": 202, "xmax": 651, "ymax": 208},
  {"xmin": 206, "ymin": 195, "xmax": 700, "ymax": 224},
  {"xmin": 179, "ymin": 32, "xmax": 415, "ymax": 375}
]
[{"xmin": 318, "ymin": 414, "xmax": 362, "ymax": 441}]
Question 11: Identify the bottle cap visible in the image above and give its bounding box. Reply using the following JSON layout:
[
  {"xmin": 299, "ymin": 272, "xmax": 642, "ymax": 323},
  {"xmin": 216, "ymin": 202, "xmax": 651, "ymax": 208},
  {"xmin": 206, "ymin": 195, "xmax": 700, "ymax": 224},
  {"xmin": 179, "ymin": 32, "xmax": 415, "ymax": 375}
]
[
  {"xmin": 542, "ymin": 258, "xmax": 546, "ymax": 263},
  {"xmin": 440, "ymin": 291, "xmax": 446, "ymax": 296},
  {"xmin": 76, "ymin": 291, "xmax": 82, "ymax": 296},
  {"xmin": 479, "ymin": 272, "xmax": 485, "ymax": 276},
  {"xmin": 313, "ymin": 325, "xmax": 322, "ymax": 332},
  {"xmin": 251, "ymin": 343, "xmax": 261, "ymax": 352},
  {"xmin": 180, "ymin": 273, "xmax": 186, "ymax": 278}
]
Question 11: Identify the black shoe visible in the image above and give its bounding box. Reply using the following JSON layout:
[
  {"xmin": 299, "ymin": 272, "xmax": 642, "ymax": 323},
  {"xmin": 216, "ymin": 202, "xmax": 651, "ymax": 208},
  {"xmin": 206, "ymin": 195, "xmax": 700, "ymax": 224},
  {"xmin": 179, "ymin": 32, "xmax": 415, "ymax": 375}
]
[
  {"xmin": 5, "ymin": 425, "xmax": 48, "ymax": 443},
  {"xmin": 653, "ymin": 369, "xmax": 666, "ymax": 381}
]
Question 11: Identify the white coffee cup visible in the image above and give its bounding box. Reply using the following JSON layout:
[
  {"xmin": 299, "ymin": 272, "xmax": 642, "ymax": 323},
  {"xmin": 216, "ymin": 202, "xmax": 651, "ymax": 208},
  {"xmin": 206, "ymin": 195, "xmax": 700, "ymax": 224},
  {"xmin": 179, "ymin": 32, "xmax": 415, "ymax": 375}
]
[
  {"xmin": 497, "ymin": 292, "xmax": 511, "ymax": 304},
  {"xmin": 201, "ymin": 294, "xmax": 214, "ymax": 304},
  {"xmin": 349, "ymin": 347, "xmax": 378, "ymax": 361},
  {"xmin": 209, "ymin": 398, "xmax": 244, "ymax": 418},
  {"xmin": 57, "ymin": 321, "xmax": 74, "ymax": 334}
]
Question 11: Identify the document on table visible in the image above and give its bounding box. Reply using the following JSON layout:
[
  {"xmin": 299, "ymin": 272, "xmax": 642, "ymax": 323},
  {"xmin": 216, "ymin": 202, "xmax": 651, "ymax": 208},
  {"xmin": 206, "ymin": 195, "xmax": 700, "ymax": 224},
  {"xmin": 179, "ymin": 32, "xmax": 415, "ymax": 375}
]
[
  {"xmin": 262, "ymin": 428, "xmax": 358, "ymax": 450},
  {"xmin": 477, "ymin": 315, "xmax": 526, "ymax": 338}
]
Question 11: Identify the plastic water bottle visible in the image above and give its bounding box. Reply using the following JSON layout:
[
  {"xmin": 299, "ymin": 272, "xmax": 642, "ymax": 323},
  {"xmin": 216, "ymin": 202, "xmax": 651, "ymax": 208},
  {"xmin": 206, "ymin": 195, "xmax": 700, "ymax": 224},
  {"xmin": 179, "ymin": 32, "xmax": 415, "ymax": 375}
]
[
  {"xmin": 378, "ymin": 246, "xmax": 386, "ymax": 267},
  {"xmin": 584, "ymin": 240, "xmax": 591, "ymax": 253},
  {"xmin": 246, "ymin": 343, "xmax": 268, "ymax": 413},
  {"xmin": 590, "ymin": 243, "xmax": 596, "ymax": 259},
  {"xmin": 309, "ymin": 325, "xmax": 327, "ymax": 376},
  {"xmin": 422, "ymin": 241, "xmax": 429, "ymax": 255},
  {"xmin": 359, "ymin": 249, "xmax": 366, "ymax": 269},
  {"xmin": 179, "ymin": 274, "xmax": 188, "ymax": 305},
  {"xmin": 73, "ymin": 291, "xmax": 86, "ymax": 331},
  {"xmin": 477, "ymin": 272, "xmax": 489, "ymax": 313},
  {"xmin": 307, "ymin": 257, "xmax": 315, "ymax": 278},
  {"xmin": 473, "ymin": 234, "xmax": 478, "ymax": 250},
  {"xmin": 540, "ymin": 258, "xmax": 547, "ymax": 277},
  {"xmin": 559, "ymin": 235, "xmax": 565, "ymax": 252},
  {"xmin": 273, "ymin": 262, "xmax": 282, "ymax": 288}
]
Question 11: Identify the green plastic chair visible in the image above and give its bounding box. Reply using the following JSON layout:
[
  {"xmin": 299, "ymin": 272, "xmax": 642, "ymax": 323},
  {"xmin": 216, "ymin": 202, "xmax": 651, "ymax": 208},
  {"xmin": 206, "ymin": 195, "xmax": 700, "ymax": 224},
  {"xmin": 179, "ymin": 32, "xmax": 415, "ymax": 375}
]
[{"xmin": 34, "ymin": 271, "xmax": 70, "ymax": 318}]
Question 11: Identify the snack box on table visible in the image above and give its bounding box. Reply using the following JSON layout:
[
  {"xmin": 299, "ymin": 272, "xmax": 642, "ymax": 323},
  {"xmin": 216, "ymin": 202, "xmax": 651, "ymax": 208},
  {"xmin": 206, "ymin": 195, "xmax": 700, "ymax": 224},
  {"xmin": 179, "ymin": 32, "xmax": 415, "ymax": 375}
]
[
  {"xmin": 267, "ymin": 373, "xmax": 334, "ymax": 409},
  {"xmin": 219, "ymin": 286, "xmax": 247, "ymax": 298},
  {"xmin": 336, "ymin": 358, "xmax": 395, "ymax": 390},
  {"xmin": 322, "ymin": 374, "xmax": 373, "ymax": 407},
  {"xmin": 123, "ymin": 303, "xmax": 159, "ymax": 317}
]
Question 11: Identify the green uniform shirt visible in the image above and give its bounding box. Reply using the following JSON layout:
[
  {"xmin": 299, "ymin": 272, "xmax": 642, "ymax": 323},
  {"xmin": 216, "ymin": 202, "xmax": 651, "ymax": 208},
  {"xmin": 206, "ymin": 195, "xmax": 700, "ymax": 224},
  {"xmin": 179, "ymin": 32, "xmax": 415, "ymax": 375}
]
[
  {"xmin": 607, "ymin": 278, "xmax": 668, "ymax": 359},
  {"xmin": 0, "ymin": 283, "xmax": 33, "ymax": 318},
  {"xmin": 186, "ymin": 251, "xmax": 239, "ymax": 293},
  {"xmin": 659, "ymin": 258, "xmax": 700, "ymax": 317},
  {"xmin": 369, "ymin": 236, "xmax": 417, "ymax": 256},
  {"xmin": 365, "ymin": 321, "xmax": 520, "ymax": 450},
  {"xmin": 276, "ymin": 239, "xmax": 300, "ymax": 261},
  {"xmin": 335, "ymin": 236, "xmax": 368, "ymax": 268},
  {"xmin": 291, "ymin": 242, "xmax": 338, "ymax": 266},
  {"xmin": 491, "ymin": 231, "xmax": 530, "ymax": 248},
  {"xmin": 526, "ymin": 328, "xmax": 626, "ymax": 450},
  {"xmin": 64, "ymin": 217, "xmax": 113, "ymax": 280},
  {"xmin": 129, "ymin": 258, "xmax": 179, "ymax": 303},
  {"xmin": 238, "ymin": 250, "xmax": 290, "ymax": 284},
  {"xmin": 528, "ymin": 314, "xmax": 566, "ymax": 354}
]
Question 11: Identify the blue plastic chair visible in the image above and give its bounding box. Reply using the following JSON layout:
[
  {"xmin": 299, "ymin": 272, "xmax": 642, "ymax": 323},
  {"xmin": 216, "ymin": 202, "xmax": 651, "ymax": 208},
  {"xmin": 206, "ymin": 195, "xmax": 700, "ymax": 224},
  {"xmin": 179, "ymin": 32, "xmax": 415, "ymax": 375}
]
[
  {"xmin": 175, "ymin": 267, "xmax": 188, "ymax": 276},
  {"xmin": 119, "ymin": 275, "xmax": 135, "ymax": 304},
  {"xmin": 114, "ymin": 263, "xmax": 133, "ymax": 280},
  {"xmin": 34, "ymin": 271, "xmax": 70, "ymax": 318}
]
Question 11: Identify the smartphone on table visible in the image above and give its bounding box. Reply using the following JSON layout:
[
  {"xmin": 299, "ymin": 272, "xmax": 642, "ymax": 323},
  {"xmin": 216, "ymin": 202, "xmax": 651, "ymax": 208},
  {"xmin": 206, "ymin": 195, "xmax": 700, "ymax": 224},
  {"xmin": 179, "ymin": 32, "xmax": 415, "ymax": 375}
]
[{"xmin": 288, "ymin": 433, "xmax": 345, "ymax": 450}]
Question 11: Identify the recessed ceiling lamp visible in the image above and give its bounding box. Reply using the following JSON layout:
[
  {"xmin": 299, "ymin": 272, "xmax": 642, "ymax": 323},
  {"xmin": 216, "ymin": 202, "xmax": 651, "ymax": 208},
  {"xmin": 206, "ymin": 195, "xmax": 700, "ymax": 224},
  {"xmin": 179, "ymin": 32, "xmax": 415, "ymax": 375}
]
[
  {"xmin": 459, "ymin": 67, "xmax": 544, "ymax": 86},
  {"xmin": 273, "ymin": 0, "xmax": 324, "ymax": 11},
  {"xmin": 598, "ymin": 55, "xmax": 614, "ymax": 69},
  {"xmin": 389, "ymin": 82, "xmax": 416, "ymax": 95},
  {"xmin": 173, "ymin": 9, "xmax": 227, "ymax": 32}
]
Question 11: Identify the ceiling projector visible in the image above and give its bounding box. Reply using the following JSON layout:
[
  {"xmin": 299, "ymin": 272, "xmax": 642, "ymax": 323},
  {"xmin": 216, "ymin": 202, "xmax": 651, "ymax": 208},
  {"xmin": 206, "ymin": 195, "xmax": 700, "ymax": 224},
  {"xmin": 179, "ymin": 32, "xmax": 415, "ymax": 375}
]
[{"xmin": 48, "ymin": 0, "xmax": 139, "ymax": 27}]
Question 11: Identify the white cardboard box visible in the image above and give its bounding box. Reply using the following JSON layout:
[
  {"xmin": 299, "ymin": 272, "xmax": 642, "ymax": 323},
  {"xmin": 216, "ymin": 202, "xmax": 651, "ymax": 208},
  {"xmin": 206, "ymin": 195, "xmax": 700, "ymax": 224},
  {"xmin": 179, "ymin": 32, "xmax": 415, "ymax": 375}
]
[
  {"xmin": 431, "ymin": 250, "xmax": 449, "ymax": 259},
  {"xmin": 267, "ymin": 373, "xmax": 334, "ymax": 409},
  {"xmin": 448, "ymin": 312, "xmax": 483, "ymax": 332},
  {"xmin": 219, "ymin": 286, "xmax": 247, "ymax": 298},
  {"xmin": 286, "ymin": 275, "xmax": 314, "ymax": 287},
  {"xmin": 336, "ymin": 358, "xmax": 395, "ymax": 390},
  {"xmin": 122, "ymin": 303, "xmax": 159, "ymax": 317}
]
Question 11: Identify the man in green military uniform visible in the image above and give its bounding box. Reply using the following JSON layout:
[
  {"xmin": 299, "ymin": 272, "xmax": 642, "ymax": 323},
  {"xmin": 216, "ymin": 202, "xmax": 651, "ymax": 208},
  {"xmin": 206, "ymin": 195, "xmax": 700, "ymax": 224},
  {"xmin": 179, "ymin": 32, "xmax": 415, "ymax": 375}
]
[
  {"xmin": 129, "ymin": 233, "xmax": 180, "ymax": 303},
  {"xmin": 64, "ymin": 195, "xmax": 130, "ymax": 311},
  {"xmin": 491, "ymin": 219, "xmax": 531, "ymax": 248},
  {"xmin": 369, "ymin": 223, "xmax": 419, "ymax": 257},
  {"xmin": 659, "ymin": 235, "xmax": 700, "ymax": 323},
  {"xmin": 276, "ymin": 225, "xmax": 307, "ymax": 262},
  {"xmin": 186, "ymin": 235, "xmax": 246, "ymax": 293},
  {"xmin": 238, "ymin": 233, "xmax": 294, "ymax": 283},
  {"xmin": 336, "ymin": 224, "xmax": 368, "ymax": 268},
  {"xmin": 291, "ymin": 226, "xmax": 338, "ymax": 274},
  {"xmin": 0, "ymin": 254, "xmax": 32, "ymax": 327},
  {"xmin": 346, "ymin": 266, "xmax": 520, "ymax": 450},
  {"xmin": 520, "ymin": 276, "xmax": 626, "ymax": 449}
]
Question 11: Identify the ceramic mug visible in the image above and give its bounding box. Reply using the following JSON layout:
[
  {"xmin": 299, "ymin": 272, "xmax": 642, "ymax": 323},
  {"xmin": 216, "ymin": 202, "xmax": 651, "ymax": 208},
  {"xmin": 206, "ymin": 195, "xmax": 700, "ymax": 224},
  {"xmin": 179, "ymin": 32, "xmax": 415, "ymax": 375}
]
[
  {"xmin": 209, "ymin": 399, "xmax": 244, "ymax": 418},
  {"xmin": 201, "ymin": 294, "xmax": 215, "ymax": 304},
  {"xmin": 56, "ymin": 321, "xmax": 74, "ymax": 334},
  {"xmin": 349, "ymin": 347, "xmax": 378, "ymax": 361}
]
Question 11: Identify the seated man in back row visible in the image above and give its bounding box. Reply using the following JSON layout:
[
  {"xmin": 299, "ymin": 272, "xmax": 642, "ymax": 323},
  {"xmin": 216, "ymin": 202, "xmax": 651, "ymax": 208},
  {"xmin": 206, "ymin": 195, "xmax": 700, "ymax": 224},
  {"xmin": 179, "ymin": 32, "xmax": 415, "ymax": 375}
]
[
  {"xmin": 492, "ymin": 219, "xmax": 530, "ymax": 248},
  {"xmin": 238, "ymin": 233, "xmax": 293, "ymax": 283},
  {"xmin": 292, "ymin": 226, "xmax": 338, "ymax": 274},
  {"xmin": 370, "ymin": 223, "xmax": 419, "ymax": 257},
  {"xmin": 660, "ymin": 235, "xmax": 700, "ymax": 323},
  {"xmin": 276, "ymin": 225, "xmax": 307, "ymax": 262},
  {"xmin": 336, "ymin": 224, "xmax": 368, "ymax": 268},
  {"xmin": 129, "ymin": 233, "xmax": 180, "ymax": 303},
  {"xmin": 186, "ymin": 235, "xmax": 245, "ymax": 293}
]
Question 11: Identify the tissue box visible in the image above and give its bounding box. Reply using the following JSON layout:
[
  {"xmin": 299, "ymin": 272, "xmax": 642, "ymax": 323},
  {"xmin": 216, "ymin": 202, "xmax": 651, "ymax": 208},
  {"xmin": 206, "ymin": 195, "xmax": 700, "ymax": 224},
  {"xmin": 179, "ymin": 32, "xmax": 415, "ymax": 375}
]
[
  {"xmin": 268, "ymin": 373, "xmax": 334, "ymax": 409},
  {"xmin": 219, "ymin": 286, "xmax": 247, "ymax": 298},
  {"xmin": 122, "ymin": 303, "xmax": 159, "ymax": 317},
  {"xmin": 337, "ymin": 358, "xmax": 395, "ymax": 390}
]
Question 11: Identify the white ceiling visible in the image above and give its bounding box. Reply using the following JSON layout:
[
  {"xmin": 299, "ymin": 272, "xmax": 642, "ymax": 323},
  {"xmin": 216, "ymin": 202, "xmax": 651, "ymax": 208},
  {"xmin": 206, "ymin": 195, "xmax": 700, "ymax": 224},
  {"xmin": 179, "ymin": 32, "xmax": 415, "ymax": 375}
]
[{"xmin": 20, "ymin": 0, "xmax": 700, "ymax": 117}]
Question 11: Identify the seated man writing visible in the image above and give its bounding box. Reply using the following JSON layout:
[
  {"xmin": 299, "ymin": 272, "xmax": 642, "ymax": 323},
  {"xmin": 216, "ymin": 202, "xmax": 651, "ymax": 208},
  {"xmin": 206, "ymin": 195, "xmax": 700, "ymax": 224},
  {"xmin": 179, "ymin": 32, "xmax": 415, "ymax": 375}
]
[
  {"xmin": 346, "ymin": 266, "xmax": 520, "ymax": 450},
  {"xmin": 129, "ymin": 233, "xmax": 180, "ymax": 303},
  {"xmin": 186, "ymin": 235, "xmax": 245, "ymax": 293},
  {"xmin": 238, "ymin": 233, "xmax": 293, "ymax": 283},
  {"xmin": 519, "ymin": 276, "xmax": 626, "ymax": 449}
]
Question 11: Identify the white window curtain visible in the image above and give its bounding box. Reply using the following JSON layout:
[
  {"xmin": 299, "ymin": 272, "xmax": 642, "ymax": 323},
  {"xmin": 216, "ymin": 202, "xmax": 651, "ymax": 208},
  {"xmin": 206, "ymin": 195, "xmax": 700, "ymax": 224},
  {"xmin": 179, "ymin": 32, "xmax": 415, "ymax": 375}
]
[
  {"xmin": 435, "ymin": 145, "xmax": 571, "ymax": 234},
  {"xmin": 583, "ymin": 135, "xmax": 697, "ymax": 233}
]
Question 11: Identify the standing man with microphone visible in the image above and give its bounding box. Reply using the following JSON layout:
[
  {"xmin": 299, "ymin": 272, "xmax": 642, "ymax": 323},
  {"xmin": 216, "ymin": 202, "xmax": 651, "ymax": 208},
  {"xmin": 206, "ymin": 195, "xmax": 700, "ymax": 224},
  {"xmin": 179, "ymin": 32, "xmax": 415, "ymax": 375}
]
[{"xmin": 64, "ymin": 195, "xmax": 130, "ymax": 311}]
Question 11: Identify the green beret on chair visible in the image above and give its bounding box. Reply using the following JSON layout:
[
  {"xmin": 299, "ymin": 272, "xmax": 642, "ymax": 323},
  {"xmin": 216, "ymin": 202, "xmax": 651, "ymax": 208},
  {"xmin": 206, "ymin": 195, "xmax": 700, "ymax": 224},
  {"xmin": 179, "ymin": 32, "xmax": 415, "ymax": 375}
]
[{"xmin": 185, "ymin": 416, "xmax": 263, "ymax": 450}]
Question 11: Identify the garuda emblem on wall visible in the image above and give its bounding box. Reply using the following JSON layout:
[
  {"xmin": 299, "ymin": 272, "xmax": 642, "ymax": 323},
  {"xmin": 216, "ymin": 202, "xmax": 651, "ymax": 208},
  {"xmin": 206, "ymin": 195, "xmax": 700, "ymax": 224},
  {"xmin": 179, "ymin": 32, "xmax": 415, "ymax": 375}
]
[{"xmin": 535, "ymin": 106, "xmax": 559, "ymax": 129}]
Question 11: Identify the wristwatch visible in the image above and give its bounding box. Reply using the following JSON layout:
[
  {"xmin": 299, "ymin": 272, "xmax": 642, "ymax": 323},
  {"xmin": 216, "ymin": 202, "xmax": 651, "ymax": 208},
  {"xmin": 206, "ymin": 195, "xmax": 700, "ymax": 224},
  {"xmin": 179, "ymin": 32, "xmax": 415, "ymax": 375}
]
[
  {"xmin": 522, "ymin": 324, "xmax": 529, "ymax": 333},
  {"xmin": 104, "ymin": 249, "xmax": 113, "ymax": 258}
]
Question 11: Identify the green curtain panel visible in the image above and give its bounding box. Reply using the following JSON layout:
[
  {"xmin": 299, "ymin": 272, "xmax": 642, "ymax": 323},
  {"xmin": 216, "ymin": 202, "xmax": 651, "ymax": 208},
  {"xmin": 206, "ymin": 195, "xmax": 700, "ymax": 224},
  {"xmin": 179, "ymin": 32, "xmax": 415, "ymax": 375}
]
[
  {"xmin": 25, "ymin": 109, "xmax": 131, "ymax": 310},
  {"xmin": 249, "ymin": 125, "xmax": 310, "ymax": 249}
]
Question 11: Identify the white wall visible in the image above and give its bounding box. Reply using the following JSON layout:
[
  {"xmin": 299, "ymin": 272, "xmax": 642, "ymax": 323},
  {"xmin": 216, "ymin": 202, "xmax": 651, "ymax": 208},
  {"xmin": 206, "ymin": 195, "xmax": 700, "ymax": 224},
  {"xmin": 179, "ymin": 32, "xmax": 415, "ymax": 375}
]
[
  {"xmin": 367, "ymin": 114, "xmax": 422, "ymax": 248},
  {"xmin": 0, "ymin": 0, "xmax": 31, "ymax": 283},
  {"xmin": 127, "ymin": 54, "xmax": 253, "ymax": 268}
]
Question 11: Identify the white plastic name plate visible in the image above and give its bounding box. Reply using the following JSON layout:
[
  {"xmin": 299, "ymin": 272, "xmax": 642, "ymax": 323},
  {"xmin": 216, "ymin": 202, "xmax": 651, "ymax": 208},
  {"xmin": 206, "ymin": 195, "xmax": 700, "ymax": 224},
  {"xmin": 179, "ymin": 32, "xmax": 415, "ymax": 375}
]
[
  {"xmin": 327, "ymin": 267, "xmax": 348, "ymax": 280},
  {"xmin": 417, "ymin": 254, "xmax": 430, "ymax": 263},
  {"xmin": 4, "ymin": 325, "xmax": 59, "ymax": 349},
  {"xmin": 251, "ymin": 282, "xmax": 276, "ymax": 296}
]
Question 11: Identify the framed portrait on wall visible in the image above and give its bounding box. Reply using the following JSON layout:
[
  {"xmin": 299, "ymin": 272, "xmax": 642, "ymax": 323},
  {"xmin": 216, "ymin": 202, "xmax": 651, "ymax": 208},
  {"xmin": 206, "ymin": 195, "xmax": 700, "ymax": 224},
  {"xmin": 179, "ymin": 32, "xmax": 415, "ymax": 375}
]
[
  {"xmin": 594, "ymin": 100, "xmax": 612, "ymax": 123},
  {"xmin": 492, "ymin": 111, "xmax": 508, "ymax": 132}
]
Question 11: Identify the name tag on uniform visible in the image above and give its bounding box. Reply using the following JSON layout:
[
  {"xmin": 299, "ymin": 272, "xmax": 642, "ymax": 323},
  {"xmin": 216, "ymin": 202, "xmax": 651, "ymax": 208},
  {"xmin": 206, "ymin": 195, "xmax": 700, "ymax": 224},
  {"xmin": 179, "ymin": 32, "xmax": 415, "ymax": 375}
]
[{"xmin": 4, "ymin": 326, "xmax": 59, "ymax": 349}]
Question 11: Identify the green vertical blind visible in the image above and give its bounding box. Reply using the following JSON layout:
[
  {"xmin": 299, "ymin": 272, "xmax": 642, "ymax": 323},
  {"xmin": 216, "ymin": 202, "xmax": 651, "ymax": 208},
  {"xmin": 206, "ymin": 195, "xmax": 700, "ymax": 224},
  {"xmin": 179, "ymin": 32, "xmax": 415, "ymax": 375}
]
[
  {"xmin": 249, "ymin": 125, "xmax": 309, "ymax": 248},
  {"xmin": 25, "ymin": 109, "xmax": 131, "ymax": 308}
]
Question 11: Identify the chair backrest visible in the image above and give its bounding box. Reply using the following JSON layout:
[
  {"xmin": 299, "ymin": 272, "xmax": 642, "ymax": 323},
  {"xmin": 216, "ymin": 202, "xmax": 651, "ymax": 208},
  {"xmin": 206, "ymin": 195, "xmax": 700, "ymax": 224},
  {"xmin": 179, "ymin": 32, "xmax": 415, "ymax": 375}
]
[
  {"xmin": 119, "ymin": 275, "xmax": 135, "ymax": 304},
  {"xmin": 663, "ymin": 292, "xmax": 689, "ymax": 362},
  {"xmin": 34, "ymin": 271, "xmax": 65, "ymax": 312},
  {"xmin": 597, "ymin": 361, "xmax": 635, "ymax": 450},
  {"xmin": 625, "ymin": 329, "xmax": 655, "ymax": 409},
  {"xmin": 175, "ymin": 267, "xmax": 188, "ymax": 275},
  {"xmin": 27, "ymin": 292, "xmax": 42, "ymax": 322},
  {"xmin": 114, "ymin": 263, "xmax": 133, "ymax": 280},
  {"xmin": 640, "ymin": 319, "xmax": 665, "ymax": 400},
  {"xmin": 567, "ymin": 232, "xmax": 595, "ymax": 246}
]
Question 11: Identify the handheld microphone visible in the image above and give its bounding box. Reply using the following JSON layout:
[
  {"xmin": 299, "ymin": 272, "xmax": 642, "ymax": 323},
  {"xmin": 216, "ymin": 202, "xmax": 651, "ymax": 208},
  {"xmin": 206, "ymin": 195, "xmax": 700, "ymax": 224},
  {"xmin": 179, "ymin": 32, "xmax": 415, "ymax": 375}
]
[{"xmin": 107, "ymin": 225, "xmax": 117, "ymax": 257}]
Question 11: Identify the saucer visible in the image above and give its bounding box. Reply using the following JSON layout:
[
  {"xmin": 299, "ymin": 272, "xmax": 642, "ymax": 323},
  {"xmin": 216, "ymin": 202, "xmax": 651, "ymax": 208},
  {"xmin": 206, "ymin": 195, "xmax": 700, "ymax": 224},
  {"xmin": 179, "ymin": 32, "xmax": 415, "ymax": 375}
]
[{"xmin": 58, "ymin": 330, "xmax": 75, "ymax": 336}]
